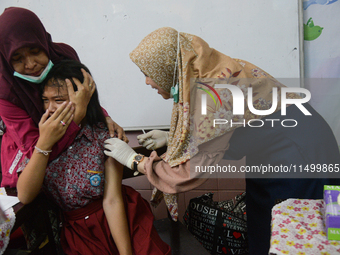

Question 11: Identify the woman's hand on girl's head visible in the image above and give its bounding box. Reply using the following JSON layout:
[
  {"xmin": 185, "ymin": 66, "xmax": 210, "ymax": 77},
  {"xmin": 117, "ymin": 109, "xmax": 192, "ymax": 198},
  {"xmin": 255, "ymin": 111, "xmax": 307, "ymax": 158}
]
[
  {"xmin": 66, "ymin": 68, "xmax": 95, "ymax": 125},
  {"xmin": 36, "ymin": 101, "xmax": 74, "ymax": 150}
]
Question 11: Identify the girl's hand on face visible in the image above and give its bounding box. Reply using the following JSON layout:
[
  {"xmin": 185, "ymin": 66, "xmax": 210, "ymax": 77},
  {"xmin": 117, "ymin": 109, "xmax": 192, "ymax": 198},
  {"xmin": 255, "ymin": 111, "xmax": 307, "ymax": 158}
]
[
  {"xmin": 66, "ymin": 69, "xmax": 95, "ymax": 125},
  {"xmin": 37, "ymin": 102, "xmax": 74, "ymax": 150}
]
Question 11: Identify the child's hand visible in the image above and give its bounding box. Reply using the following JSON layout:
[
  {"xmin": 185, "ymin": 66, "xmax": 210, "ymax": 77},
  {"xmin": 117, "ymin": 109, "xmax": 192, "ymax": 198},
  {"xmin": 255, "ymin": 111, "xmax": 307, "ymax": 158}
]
[{"xmin": 37, "ymin": 102, "xmax": 74, "ymax": 150}]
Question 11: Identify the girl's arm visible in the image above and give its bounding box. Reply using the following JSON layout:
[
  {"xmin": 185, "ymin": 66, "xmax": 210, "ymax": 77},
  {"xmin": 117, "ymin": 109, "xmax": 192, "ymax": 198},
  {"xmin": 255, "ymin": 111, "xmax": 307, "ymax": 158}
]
[
  {"xmin": 17, "ymin": 102, "xmax": 74, "ymax": 204},
  {"xmin": 103, "ymin": 157, "xmax": 132, "ymax": 255},
  {"xmin": 0, "ymin": 100, "xmax": 80, "ymax": 164}
]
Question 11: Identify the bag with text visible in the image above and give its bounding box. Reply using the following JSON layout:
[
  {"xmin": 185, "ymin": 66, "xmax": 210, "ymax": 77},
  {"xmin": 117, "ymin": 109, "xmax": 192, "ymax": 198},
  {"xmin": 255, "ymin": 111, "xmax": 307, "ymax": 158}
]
[{"xmin": 183, "ymin": 192, "xmax": 248, "ymax": 255}]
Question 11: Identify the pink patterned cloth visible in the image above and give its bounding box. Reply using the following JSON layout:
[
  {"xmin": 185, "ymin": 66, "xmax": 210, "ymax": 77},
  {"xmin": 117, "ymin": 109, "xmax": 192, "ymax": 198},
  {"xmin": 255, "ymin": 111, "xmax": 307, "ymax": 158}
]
[
  {"xmin": 270, "ymin": 199, "xmax": 340, "ymax": 254},
  {"xmin": 0, "ymin": 207, "xmax": 15, "ymax": 254}
]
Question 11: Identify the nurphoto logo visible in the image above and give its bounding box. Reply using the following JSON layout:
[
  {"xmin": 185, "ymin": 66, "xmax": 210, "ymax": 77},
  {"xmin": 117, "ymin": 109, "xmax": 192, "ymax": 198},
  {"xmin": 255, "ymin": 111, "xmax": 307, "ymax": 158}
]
[{"xmin": 198, "ymin": 82, "xmax": 312, "ymax": 128}]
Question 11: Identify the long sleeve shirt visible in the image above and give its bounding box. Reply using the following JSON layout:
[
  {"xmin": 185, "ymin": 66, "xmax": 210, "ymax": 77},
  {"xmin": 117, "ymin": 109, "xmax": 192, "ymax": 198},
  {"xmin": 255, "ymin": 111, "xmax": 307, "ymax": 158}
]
[
  {"xmin": 0, "ymin": 99, "xmax": 80, "ymax": 187},
  {"xmin": 143, "ymin": 131, "xmax": 234, "ymax": 194}
]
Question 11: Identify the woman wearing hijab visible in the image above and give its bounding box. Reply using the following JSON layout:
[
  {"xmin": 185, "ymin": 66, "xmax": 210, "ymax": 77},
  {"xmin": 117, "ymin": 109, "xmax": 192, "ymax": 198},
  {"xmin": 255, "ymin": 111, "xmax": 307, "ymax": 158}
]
[
  {"xmin": 0, "ymin": 7, "xmax": 126, "ymax": 188},
  {"xmin": 104, "ymin": 27, "xmax": 340, "ymax": 254}
]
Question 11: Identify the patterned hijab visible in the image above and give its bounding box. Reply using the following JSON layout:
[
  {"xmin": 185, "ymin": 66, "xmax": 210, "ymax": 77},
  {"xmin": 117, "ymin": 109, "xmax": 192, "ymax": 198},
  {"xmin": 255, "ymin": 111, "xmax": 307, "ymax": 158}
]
[
  {"xmin": 130, "ymin": 27, "xmax": 299, "ymax": 167},
  {"xmin": 0, "ymin": 7, "xmax": 79, "ymax": 125}
]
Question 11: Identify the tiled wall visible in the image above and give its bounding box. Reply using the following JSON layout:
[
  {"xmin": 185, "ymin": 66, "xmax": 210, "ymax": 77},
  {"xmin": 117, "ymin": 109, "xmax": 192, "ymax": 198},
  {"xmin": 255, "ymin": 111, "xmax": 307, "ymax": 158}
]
[{"xmin": 124, "ymin": 131, "xmax": 246, "ymax": 222}]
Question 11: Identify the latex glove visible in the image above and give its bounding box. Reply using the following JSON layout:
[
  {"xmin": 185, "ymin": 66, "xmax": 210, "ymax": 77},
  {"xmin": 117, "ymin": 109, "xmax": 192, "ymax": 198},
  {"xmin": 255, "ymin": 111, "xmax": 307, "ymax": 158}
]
[
  {"xmin": 104, "ymin": 138, "xmax": 137, "ymax": 170},
  {"xmin": 137, "ymin": 130, "xmax": 169, "ymax": 150}
]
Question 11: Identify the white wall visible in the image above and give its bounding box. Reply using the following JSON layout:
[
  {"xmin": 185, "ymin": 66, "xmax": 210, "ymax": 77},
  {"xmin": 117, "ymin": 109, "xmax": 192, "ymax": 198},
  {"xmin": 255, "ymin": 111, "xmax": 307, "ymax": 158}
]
[
  {"xmin": 303, "ymin": 1, "xmax": 340, "ymax": 144},
  {"xmin": 0, "ymin": 0, "xmax": 301, "ymax": 129}
]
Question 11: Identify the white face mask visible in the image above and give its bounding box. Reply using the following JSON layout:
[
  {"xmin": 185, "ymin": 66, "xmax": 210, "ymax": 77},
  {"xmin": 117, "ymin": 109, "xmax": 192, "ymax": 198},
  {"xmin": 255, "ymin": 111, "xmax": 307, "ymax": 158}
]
[{"xmin": 13, "ymin": 60, "xmax": 54, "ymax": 84}]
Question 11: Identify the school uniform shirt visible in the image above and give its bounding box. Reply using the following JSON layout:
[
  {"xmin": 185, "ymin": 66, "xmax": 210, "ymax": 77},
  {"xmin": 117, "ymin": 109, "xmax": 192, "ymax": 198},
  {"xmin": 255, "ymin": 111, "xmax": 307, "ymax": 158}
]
[
  {"xmin": 34, "ymin": 123, "xmax": 171, "ymax": 255},
  {"xmin": 41, "ymin": 123, "xmax": 109, "ymax": 211}
]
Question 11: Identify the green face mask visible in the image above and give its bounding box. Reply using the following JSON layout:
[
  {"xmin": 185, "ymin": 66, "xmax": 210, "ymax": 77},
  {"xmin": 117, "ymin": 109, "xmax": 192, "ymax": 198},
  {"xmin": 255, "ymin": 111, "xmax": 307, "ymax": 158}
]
[
  {"xmin": 170, "ymin": 83, "xmax": 179, "ymax": 103},
  {"xmin": 13, "ymin": 60, "xmax": 54, "ymax": 84}
]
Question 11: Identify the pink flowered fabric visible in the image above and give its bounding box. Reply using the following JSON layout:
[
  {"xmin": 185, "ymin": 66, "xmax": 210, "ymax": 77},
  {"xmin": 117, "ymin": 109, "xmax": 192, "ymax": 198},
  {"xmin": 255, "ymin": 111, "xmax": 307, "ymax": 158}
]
[
  {"xmin": 0, "ymin": 207, "xmax": 15, "ymax": 254},
  {"xmin": 270, "ymin": 199, "xmax": 340, "ymax": 255}
]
